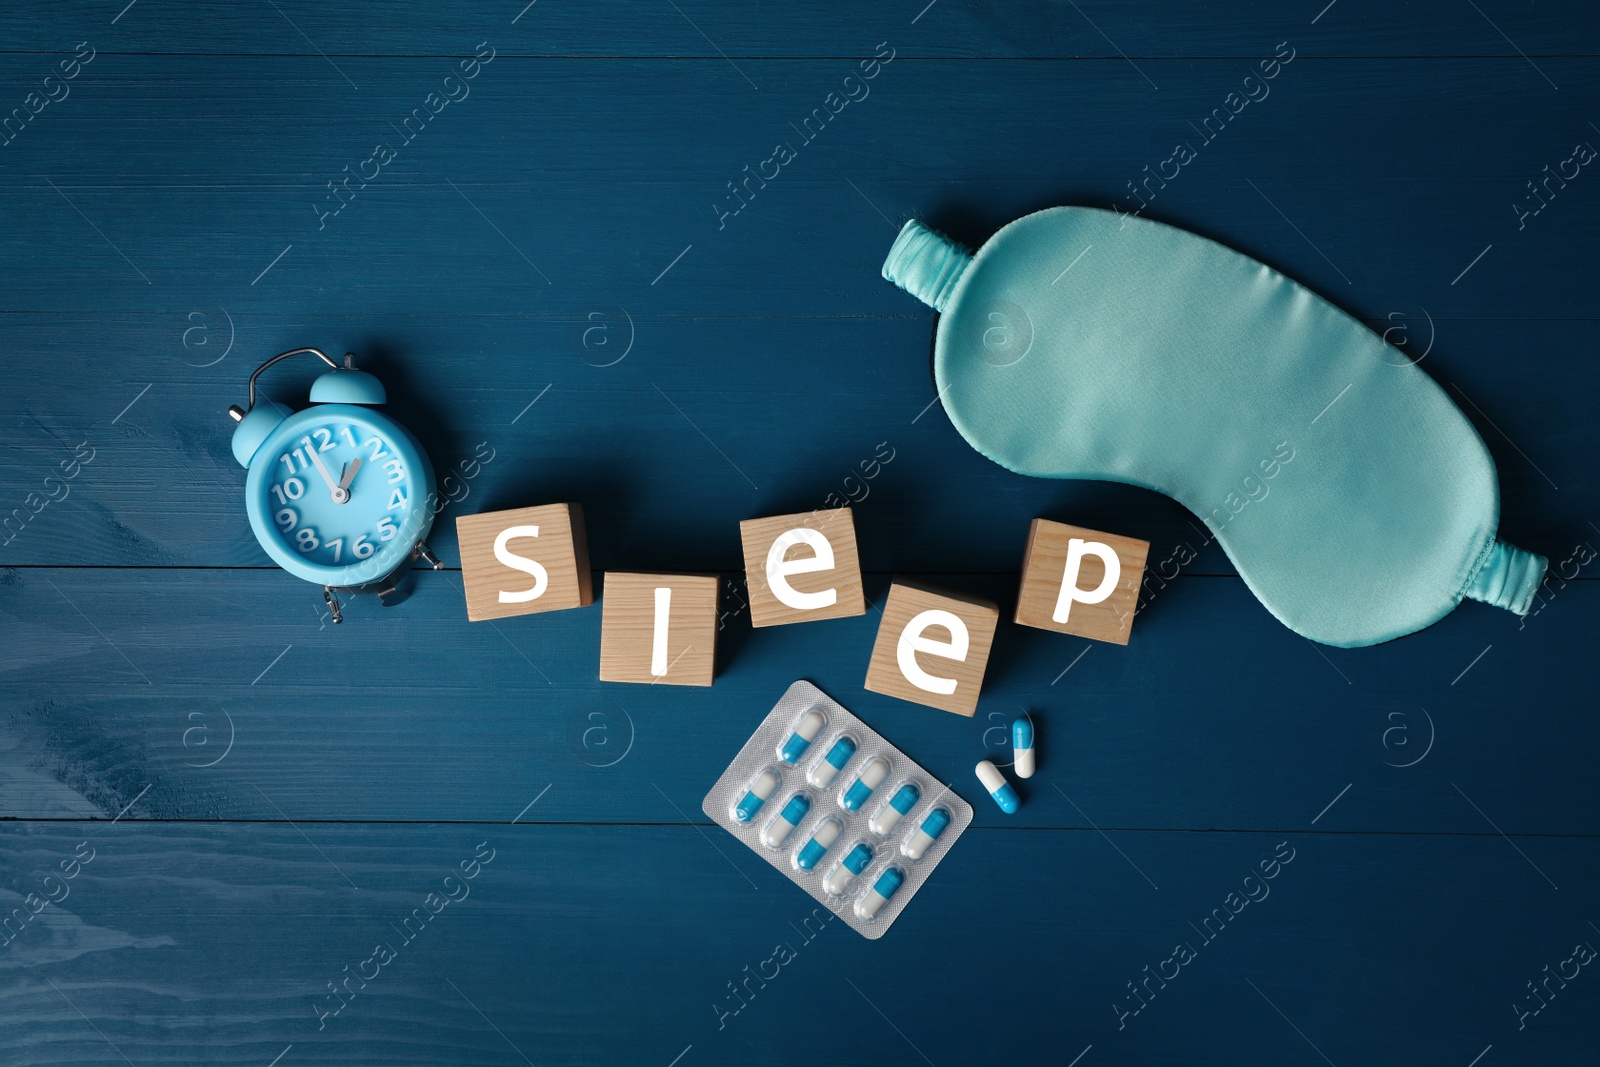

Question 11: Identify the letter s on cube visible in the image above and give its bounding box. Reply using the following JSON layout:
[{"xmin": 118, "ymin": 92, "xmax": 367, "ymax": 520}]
[
  {"xmin": 739, "ymin": 507, "xmax": 866, "ymax": 627},
  {"xmin": 1014, "ymin": 519, "xmax": 1149, "ymax": 645},
  {"xmin": 864, "ymin": 580, "xmax": 998, "ymax": 717},
  {"xmin": 456, "ymin": 503, "xmax": 594, "ymax": 621}
]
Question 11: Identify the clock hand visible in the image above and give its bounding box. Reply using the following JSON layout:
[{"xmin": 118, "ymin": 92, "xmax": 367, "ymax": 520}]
[
  {"xmin": 301, "ymin": 437, "xmax": 349, "ymax": 503},
  {"xmin": 338, "ymin": 458, "xmax": 362, "ymax": 491}
]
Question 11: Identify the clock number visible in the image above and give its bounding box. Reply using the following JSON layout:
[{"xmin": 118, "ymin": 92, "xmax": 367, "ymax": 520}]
[
  {"xmin": 376, "ymin": 517, "xmax": 398, "ymax": 541},
  {"xmin": 340, "ymin": 426, "xmax": 359, "ymax": 448},
  {"xmin": 295, "ymin": 527, "xmax": 320, "ymax": 552},
  {"xmin": 387, "ymin": 488, "xmax": 406, "ymax": 512},
  {"xmin": 352, "ymin": 534, "xmax": 374, "ymax": 559},
  {"xmin": 278, "ymin": 454, "xmax": 294, "ymax": 476},
  {"xmin": 364, "ymin": 437, "xmax": 389, "ymax": 462},
  {"xmin": 274, "ymin": 508, "xmax": 297, "ymax": 530},
  {"xmin": 326, "ymin": 538, "xmax": 343, "ymax": 563},
  {"xmin": 383, "ymin": 458, "xmax": 406, "ymax": 484},
  {"xmin": 311, "ymin": 428, "xmax": 335, "ymax": 452},
  {"xmin": 291, "ymin": 448, "xmax": 310, "ymax": 471},
  {"xmin": 270, "ymin": 478, "xmax": 305, "ymax": 505}
]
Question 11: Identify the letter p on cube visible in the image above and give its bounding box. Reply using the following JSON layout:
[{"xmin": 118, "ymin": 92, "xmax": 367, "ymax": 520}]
[{"xmin": 1015, "ymin": 519, "xmax": 1149, "ymax": 645}]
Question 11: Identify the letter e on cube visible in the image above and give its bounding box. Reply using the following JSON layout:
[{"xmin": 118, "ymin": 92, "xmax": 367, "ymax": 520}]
[
  {"xmin": 740, "ymin": 507, "xmax": 866, "ymax": 627},
  {"xmin": 865, "ymin": 580, "xmax": 998, "ymax": 716}
]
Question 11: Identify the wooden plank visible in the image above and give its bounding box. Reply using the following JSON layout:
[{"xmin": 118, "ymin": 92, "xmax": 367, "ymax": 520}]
[
  {"xmin": 0, "ymin": 314, "xmax": 1589, "ymax": 570},
  {"xmin": 0, "ymin": 58, "xmax": 1596, "ymax": 316},
  {"xmin": 1, "ymin": 821, "xmax": 1596, "ymax": 1065},
  {"xmin": 3, "ymin": 568, "xmax": 1596, "ymax": 835},
  {"xmin": 3, "ymin": 0, "xmax": 1596, "ymax": 58}
]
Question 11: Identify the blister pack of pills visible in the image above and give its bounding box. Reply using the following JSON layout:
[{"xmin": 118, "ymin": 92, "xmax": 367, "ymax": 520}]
[{"xmin": 702, "ymin": 680, "xmax": 973, "ymax": 939}]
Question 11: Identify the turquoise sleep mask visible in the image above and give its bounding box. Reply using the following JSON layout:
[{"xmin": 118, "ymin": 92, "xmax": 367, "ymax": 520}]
[{"xmin": 882, "ymin": 209, "xmax": 1546, "ymax": 647}]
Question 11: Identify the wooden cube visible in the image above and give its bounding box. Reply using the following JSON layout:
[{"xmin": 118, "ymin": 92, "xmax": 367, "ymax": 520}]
[
  {"xmin": 864, "ymin": 580, "xmax": 999, "ymax": 717},
  {"xmin": 599, "ymin": 572, "xmax": 719, "ymax": 687},
  {"xmin": 1014, "ymin": 519, "xmax": 1149, "ymax": 645},
  {"xmin": 456, "ymin": 503, "xmax": 593, "ymax": 622},
  {"xmin": 739, "ymin": 507, "xmax": 867, "ymax": 628}
]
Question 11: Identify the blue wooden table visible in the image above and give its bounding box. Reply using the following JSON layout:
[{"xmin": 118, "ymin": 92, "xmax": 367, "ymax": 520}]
[{"xmin": 3, "ymin": 2, "xmax": 1598, "ymax": 1064}]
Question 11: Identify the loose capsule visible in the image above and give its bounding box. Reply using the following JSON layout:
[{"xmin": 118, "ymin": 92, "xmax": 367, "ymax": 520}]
[
  {"xmin": 795, "ymin": 817, "xmax": 842, "ymax": 871},
  {"xmin": 869, "ymin": 783, "xmax": 922, "ymax": 837},
  {"xmin": 1013, "ymin": 717, "xmax": 1036, "ymax": 779},
  {"xmin": 855, "ymin": 866, "xmax": 906, "ymax": 921},
  {"xmin": 823, "ymin": 842, "xmax": 874, "ymax": 896},
  {"xmin": 976, "ymin": 760, "xmax": 1019, "ymax": 814},
  {"xmin": 901, "ymin": 806, "xmax": 952, "ymax": 860},
  {"xmin": 841, "ymin": 757, "xmax": 889, "ymax": 812},
  {"xmin": 807, "ymin": 735, "xmax": 857, "ymax": 788},
  {"xmin": 779, "ymin": 709, "xmax": 827, "ymax": 764},
  {"xmin": 761, "ymin": 794, "xmax": 811, "ymax": 848},
  {"xmin": 733, "ymin": 768, "xmax": 780, "ymax": 823}
]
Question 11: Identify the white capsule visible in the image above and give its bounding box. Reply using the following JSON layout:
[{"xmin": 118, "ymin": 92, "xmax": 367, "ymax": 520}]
[
  {"xmin": 869, "ymin": 782, "xmax": 921, "ymax": 837},
  {"xmin": 807, "ymin": 735, "xmax": 857, "ymax": 788},
  {"xmin": 841, "ymin": 757, "xmax": 889, "ymax": 812},
  {"xmin": 1013, "ymin": 717, "xmax": 1036, "ymax": 779},
  {"xmin": 855, "ymin": 866, "xmax": 906, "ymax": 921},
  {"xmin": 795, "ymin": 817, "xmax": 842, "ymax": 871},
  {"xmin": 823, "ymin": 842, "xmax": 874, "ymax": 896},
  {"xmin": 901, "ymin": 806, "xmax": 953, "ymax": 860},
  {"xmin": 779, "ymin": 709, "xmax": 827, "ymax": 764},
  {"xmin": 761, "ymin": 794, "xmax": 811, "ymax": 848},
  {"xmin": 733, "ymin": 768, "xmax": 781, "ymax": 823},
  {"xmin": 976, "ymin": 759, "xmax": 1019, "ymax": 814}
]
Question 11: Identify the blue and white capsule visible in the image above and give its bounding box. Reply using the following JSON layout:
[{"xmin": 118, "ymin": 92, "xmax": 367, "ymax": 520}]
[
  {"xmin": 779, "ymin": 709, "xmax": 827, "ymax": 765},
  {"xmin": 869, "ymin": 782, "xmax": 922, "ymax": 837},
  {"xmin": 1012, "ymin": 717, "xmax": 1036, "ymax": 779},
  {"xmin": 855, "ymin": 866, "xmax": 906, "ymax": 921},
  {"xmin": 733, "ymin": 768, "xmax": 781, "ymax": 823},
  {"xmin": 807, "ymin": 735, "xmax": 857, "ymax": 788},
  {"xmin": 976, "ymin": 760, "xmax": 1019, "ymax": 814},
  {"xmin": 901, "ymin": 806, "xmax": 952, "ymax": 860},
  {"xmin": 761, "ymin": 793, "xmax": 811, "ymax": 848},
  {"xmin": 841, "ymin": 757, "xmax": 889, "ymax": 812},
  {"xmin": 795, "ymin": 817, "xmax": 842, "ymax": 871},
  {"xmin": 823, "ymin": 842, "xmax": 874, "ymax": 896}
]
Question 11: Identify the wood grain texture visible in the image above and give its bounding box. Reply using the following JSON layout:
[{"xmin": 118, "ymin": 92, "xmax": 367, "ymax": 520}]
[
  {"xmin": 740, "ymin": 507, "xmax": 866, "ymax": 627},
  {"xmin": 1016, "ymin": 519, "xmax": 1151, "ymax": 645},
  {"xmin": 864, "ymin": 580, "xmax": 999, "ymax": 716},
  {"xmin": 597, "ymin": 571, "xmax": 718, "ymax": 686},
  {"xmin": 456, "ymin": 502, "xmax": 592, "ymax": 620},
  {"xmin": 2, "ymin": 1, "xmax": 1598, "ymax": 1063},
  {"xmin": 2, "ymin": 567, "xmax": 1599, "ymax": 834},
  {"xmin": 5, "ymin": 1, "xmax": 1599, "ymax": 59},
  {"xmin": 3, "ymin": 821, "xmax": 1598, "ymax": 1067}
]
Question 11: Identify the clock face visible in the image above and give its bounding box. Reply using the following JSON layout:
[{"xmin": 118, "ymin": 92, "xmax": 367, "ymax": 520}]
[{"xmin": 245, "ymin": 405, "xmax": 435, "ymax": 585}]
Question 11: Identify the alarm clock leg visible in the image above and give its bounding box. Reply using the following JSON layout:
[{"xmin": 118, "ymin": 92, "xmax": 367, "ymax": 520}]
[
  {"xmin": 322, "ymin": 586, "xmax": 344, "ymax": 625},
  {"xmin": 414, "ymin": 541, "xmax": 444, "ymax": 570}
]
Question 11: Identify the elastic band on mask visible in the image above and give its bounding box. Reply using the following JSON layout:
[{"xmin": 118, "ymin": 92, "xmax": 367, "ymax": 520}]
[
  {"xmin": 1464, "ymin": 538, "xmax": 1548, "ymax": 615},
  {"xmin": 882, "ymin": 220, "xmax": 973, "ymax": 313}
]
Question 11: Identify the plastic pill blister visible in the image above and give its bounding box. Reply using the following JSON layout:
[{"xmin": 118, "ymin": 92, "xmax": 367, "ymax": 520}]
[{"xmin": 702, "ymin": 680, "xmax": 974, "ymax": 940}]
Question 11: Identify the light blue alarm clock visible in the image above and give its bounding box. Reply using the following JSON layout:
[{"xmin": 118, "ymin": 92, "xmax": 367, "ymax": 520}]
[{"xmin": 228, "ymin": 347, "xmax": 440, "ymax": 622}]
